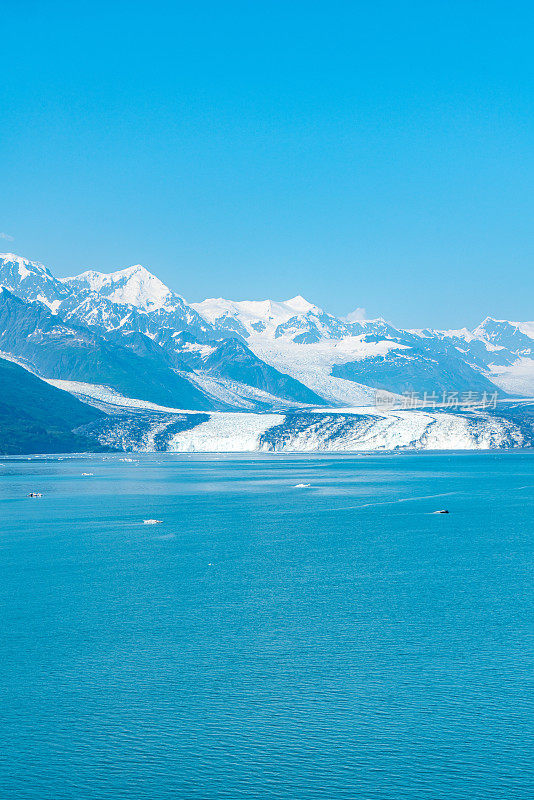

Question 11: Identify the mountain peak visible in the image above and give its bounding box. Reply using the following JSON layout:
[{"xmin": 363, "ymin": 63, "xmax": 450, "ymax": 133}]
[
  {"xmin": 117, "ymin": 264, "xmax": 151, "ymax": 278},
  {"xmin": 65, "ymin": 264, "xmax": 178, "ymax": 311},
  {"xmin": 0, "ymin": 253, "xmax": 63, "ymax": 312},
  {"xmin": 284, "ymin": 295, "xmax": 316, "ymax": 314},
  {"xmin": 0, "ymin": 253, "xmax": 54, "ymax": 280}
]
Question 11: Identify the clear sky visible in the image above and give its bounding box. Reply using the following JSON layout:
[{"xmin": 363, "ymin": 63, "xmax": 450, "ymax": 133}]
[{"xmin": 1, "ymin": 1, "xmax": 533, "ymax": 328}]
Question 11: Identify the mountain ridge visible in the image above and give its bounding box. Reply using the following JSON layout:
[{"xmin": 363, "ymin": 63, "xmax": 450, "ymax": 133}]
[{"xmin": 1, "ymin": 252, "xmax": 534, "ymax": 408}]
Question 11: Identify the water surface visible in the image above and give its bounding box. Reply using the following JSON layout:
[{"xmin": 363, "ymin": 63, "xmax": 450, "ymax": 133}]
[{"xmin": 1, "ymin": 452, "xmax": 533, "ymax": 799}]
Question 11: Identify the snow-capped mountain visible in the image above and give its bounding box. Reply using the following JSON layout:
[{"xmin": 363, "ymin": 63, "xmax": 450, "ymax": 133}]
[
  {"xmin": 191, "ymin": 295, "xmax": 406, "ymax": 403},
  {"xmin": 0, "ymin": 253, "xmax": 68, "ymax": 311},
  {"xmin": 0, "ymin": 255, "xmax": 326, "ymax": 410},
  {"xmin": 2, "ymin": 252, "xmax": 534, "ymax": 414},
  {"xmin": 193, "ymin": 294, "xmax": 528, "ymax": 401},
  {"xmin": 0, "ymin": 288, "xmax": 213, "ymax": 411},
  {"xmin": 193, "ymin": 295, "xmax": 338, "ymax": 340},
  {"xmin": 63, "ymin": 265, "xmax": 176, "ymax": 311},
  {"xmin": 60, "ymin": 264, "xmax": 217, "ymax": 341},
  {"xmin": 0, "ymin": 254, "xmax": 217, "ymax": 340},
  {"xmin": 473, "ymin": 317, "xmax": 534, "ymax": 356},
  {"xmin": 407, "ymin": 320, "xmax": 534, "ymax": 396},
  {"xmin": 192, "ymin": 295, "xmax": 396, "ymax": 343}
]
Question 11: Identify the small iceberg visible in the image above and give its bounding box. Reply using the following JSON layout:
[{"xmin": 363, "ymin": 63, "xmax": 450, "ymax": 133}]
[
  {"xmin": 294, "ymin": 483, "xmax": 311, "ymax": 488},
  {"xmin": 27, "ymin": 492, "xmax": 43, "ymax": 498},
  {"xmin": 143, "ymin": 519, "xmax": 163, "ymax": 525},
  {"xmin": 433, "ymin": 509, "xmax": 449, "ymax": 514}
]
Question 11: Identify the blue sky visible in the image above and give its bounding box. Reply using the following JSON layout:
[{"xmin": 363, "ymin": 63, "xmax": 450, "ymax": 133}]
[{"xmin": 1, "ymin": 1, "xmax": 533, "ymax": 327}]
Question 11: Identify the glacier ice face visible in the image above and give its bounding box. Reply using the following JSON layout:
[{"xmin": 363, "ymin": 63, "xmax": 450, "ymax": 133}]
[
  {"xmin": 166, "ymin": 412, "xmax": 285, "ymax": 452},
  {"xmin": 65, "ymin": 378, "xmax": 534, "ymax": 454},
  {"xmin": 74, "ymin": 399, "xmax": 533, "ymax": 453}
]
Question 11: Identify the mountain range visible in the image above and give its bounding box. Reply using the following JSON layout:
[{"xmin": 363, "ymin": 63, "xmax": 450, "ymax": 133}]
[{"xmin": 1, "ymin": 252, "xmax": 533, "ymax": 453}]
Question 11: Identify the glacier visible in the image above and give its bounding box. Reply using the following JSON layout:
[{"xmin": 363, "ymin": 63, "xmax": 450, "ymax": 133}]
[{"xmin": 70, "ymin": 384, "xmax": 534, "ymax": 453}]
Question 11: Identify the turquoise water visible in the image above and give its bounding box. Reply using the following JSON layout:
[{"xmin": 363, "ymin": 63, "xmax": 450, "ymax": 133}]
[{"xmin": 0, "ymin": 452, "xmax": 533, "ymax": 799}]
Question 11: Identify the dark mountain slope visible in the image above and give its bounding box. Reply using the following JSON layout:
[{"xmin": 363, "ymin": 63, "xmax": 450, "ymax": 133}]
[
  {"xmin": 332, "ymin": 341, "xmax": 505, "ymax": 396},
  {"xmin": 0, "ymin": 357, "xmax": 105, "ymax": 454},
  {"xmin": 202, "ymin": 338, "xmax": 326, "ymax": 405},
  {"xmin": 156, "ymin": 331, "xmax": 326, "ymax": 405}
]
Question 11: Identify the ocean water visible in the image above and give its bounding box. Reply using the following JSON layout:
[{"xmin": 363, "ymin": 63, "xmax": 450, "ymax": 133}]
[{"xmin": 0, "ymin": 451, "xmax": 532, "ymax": 800}]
